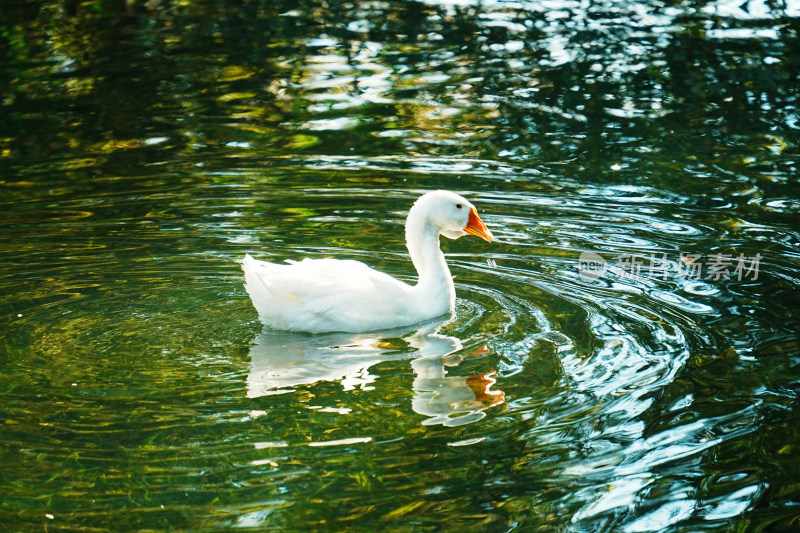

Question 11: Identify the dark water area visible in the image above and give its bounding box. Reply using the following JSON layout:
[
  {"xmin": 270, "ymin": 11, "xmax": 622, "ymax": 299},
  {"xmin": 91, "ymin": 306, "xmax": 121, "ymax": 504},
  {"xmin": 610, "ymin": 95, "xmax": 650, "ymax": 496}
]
[{"xmin": 2, "ymin": 0, "xmax": 800, "ymax": 531}]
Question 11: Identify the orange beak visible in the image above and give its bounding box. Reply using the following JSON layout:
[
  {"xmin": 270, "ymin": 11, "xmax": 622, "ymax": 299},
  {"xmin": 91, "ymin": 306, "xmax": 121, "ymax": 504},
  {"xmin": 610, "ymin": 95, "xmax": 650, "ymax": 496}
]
[{"xmin": 464, "ymin": 207, "xmax": 493, "ymax": 243}]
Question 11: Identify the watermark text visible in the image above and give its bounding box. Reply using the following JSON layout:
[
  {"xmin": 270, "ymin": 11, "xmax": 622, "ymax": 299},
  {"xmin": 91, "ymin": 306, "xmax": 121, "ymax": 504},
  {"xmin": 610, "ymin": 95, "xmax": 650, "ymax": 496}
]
[{"xmin": 578, "ymin": 251, "xmax": 761, "ymax": 283}]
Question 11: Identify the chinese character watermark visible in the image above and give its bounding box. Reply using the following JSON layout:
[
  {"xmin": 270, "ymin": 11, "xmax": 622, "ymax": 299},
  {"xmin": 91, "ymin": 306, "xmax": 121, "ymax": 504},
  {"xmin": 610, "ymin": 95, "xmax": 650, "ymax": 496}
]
[{"xmin": 578, "ymin": 251, "xmax": 761, "ymax": 283}]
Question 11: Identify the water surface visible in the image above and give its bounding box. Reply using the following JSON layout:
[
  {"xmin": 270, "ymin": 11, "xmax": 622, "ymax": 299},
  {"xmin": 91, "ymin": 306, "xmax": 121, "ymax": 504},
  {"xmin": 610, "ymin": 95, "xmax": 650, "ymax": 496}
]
[{"xmin": 2, "ymin": 0, "xmax": 799, "ymax": 531}]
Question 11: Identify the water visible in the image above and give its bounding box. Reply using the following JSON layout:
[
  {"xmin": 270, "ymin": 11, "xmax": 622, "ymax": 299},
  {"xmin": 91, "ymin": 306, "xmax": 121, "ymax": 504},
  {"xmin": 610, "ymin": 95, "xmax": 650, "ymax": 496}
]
[{"xmin": 2, "ymin": 0, "xmax": 799, "ymax": 530}]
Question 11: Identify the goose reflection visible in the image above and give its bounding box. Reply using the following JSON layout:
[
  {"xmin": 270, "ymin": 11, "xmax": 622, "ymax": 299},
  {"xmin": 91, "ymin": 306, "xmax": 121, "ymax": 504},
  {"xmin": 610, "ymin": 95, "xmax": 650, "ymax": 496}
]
[{"xmin": 247, "ymin": 320, "xmax": 504, "ymax": 426}]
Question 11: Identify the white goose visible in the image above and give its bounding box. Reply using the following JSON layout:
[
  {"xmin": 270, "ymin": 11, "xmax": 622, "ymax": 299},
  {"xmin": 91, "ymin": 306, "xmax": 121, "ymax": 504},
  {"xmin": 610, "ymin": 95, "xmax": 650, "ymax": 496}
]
[{"xmin": 242, "ymin": 190, "xmax": 493, "ymax": 333}]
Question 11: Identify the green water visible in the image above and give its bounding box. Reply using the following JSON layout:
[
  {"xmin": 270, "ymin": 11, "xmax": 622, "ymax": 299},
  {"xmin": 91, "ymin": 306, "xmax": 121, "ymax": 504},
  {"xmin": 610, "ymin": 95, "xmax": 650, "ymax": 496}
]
[{"xmin": 2, "ymin": 0, "xmax": 799, "ymax": 531}]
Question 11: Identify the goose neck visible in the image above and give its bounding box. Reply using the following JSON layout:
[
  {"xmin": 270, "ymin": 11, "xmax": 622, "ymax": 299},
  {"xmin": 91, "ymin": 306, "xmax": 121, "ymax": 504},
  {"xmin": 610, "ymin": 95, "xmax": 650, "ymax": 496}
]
[{"xmin": 406, "ymin": 220, "xmax": 453, "ymax": 294}]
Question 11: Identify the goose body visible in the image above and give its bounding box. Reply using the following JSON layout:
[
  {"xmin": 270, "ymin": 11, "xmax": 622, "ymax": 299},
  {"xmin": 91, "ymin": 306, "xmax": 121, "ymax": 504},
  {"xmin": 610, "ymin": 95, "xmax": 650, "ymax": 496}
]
[{"xmin": 242, "ymin": 190, "xmax": 493, "ymax": 333}]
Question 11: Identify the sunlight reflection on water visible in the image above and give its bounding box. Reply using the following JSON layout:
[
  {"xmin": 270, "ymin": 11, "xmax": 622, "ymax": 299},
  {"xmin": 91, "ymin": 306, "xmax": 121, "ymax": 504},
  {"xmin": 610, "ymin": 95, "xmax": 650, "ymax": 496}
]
[{"xmin": 2, "ymin": 0, "xmax": 799, "ymax": 528}]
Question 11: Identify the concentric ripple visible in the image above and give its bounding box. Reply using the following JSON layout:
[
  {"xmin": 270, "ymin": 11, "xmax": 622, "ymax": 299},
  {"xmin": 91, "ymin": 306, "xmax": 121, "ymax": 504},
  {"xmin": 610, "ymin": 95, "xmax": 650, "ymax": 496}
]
[{"xmin": 2, "ymin": 157, "xmax": 797, "ymax": 530}]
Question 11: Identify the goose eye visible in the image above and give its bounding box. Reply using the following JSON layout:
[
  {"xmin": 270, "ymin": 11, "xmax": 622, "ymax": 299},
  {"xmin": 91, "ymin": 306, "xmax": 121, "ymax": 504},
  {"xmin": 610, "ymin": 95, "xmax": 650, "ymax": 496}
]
[{"xmin": 456, "ymin": 203, "xmax": 463, "ymax": 209}]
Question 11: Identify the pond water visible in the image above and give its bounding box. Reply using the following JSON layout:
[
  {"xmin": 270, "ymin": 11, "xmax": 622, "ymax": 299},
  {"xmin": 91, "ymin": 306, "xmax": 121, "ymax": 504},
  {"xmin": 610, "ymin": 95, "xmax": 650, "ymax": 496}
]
[{"xmin": 2, "ymin": 0, "xmax": 799, "ymax": 531}]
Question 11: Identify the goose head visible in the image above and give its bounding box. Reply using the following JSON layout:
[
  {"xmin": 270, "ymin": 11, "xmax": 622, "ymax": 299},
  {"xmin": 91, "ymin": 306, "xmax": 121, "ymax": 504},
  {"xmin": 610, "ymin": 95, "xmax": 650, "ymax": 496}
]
[{"xmin": 410, "ymin": 190, "xmax": 493, "ymax": 242}]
